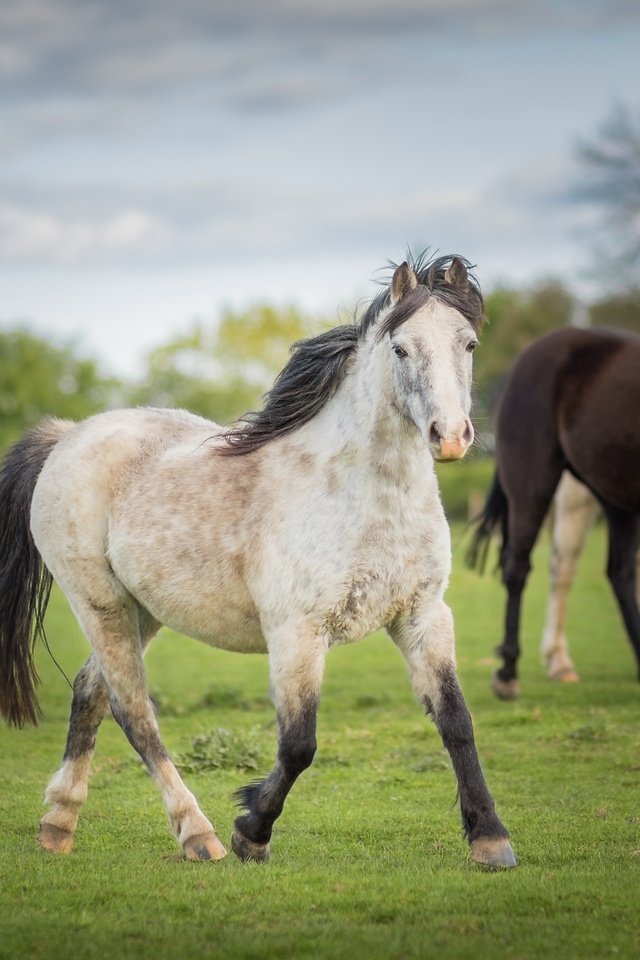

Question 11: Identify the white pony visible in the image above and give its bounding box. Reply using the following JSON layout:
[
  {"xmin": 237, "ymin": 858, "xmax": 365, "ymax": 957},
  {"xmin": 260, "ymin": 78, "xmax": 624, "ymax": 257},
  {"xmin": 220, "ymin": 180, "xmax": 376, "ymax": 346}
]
[{"xmin": 0, "ymin": 254, "xmax": 515, "ymax": 869}]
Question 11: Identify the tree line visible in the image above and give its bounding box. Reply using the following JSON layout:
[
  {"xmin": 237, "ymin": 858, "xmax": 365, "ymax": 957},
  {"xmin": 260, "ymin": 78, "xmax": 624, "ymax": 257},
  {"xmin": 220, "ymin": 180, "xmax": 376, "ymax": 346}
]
[{"xmin": 2, "ymin": 281, "xmax": 639, "ymax": 455}]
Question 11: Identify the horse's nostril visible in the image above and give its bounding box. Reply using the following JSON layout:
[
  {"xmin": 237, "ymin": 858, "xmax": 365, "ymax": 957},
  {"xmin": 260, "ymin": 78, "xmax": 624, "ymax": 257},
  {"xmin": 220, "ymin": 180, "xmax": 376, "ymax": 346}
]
[
  {"xmin": 429, "ymin": 423, "xmax": 441, "ymax": 445},
  {"xmin": 463, "ymin": 420, "xmax": 474, "ymax": 444}
]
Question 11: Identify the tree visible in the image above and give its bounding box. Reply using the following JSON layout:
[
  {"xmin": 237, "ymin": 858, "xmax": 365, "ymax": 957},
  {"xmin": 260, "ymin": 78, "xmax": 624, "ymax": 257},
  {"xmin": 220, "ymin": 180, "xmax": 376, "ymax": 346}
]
[
  {"xmin": 474, "ymin": 279, "xmax": 574, "ymax": 424},
  {"xmin": 575, "ymin": 102, "xmax": 640, "ymax": 281},
  {"xmin": 128, "ymin": 304, "xmax": 329, "ymax": 424},
  {"xmin": 589, "ymin": 288, "xmax": 640, "ymax": 334},
  {"xmin": 0, "ymin": 329, "xmax": 119, "ymax": 452}
]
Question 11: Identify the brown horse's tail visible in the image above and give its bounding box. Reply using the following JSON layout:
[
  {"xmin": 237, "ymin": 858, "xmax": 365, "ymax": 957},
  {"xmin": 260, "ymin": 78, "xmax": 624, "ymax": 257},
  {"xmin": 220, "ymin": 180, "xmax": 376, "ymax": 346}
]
[
  {"xmin": 0, "ymin": 420, "xmax": 72, "ymax": 727},
  {"xmin": 466, "ymin": 469, "xmax": 509, "ymax": 575}
]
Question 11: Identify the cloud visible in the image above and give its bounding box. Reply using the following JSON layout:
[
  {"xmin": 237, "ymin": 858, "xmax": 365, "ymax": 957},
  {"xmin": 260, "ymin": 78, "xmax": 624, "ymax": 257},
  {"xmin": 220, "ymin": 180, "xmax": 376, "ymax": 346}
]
[
  {"xmin": 0, "ymin": 150, "xmax": 584, "ymax": 271},
  {"xmin": 0, "ymin": 203, "xmax": 171, "ymax": 263},
  {"xmin": 3, "ymin": 1, "xmax": 637, "ymax": 101}
]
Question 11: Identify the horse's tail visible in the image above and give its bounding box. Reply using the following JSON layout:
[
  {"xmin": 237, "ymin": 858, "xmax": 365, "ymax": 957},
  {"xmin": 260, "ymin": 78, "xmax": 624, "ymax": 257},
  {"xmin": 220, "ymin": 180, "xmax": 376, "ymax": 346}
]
[
  {"xmin": 466, "ymin": 469, "xmax": 509, "ymax": 575},
  {"xmin": 0, "ymin": 419, "xmax": 72, "ymax": 727}
]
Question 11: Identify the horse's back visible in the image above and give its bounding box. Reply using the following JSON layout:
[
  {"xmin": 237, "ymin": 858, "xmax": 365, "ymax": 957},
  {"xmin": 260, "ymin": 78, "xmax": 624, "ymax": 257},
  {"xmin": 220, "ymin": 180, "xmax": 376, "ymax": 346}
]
[
  {"xmin": 556, "ymin": 330, "xmax": 640, "ymax": 512},
  {"xmin": 30, "ymin": 407, "xmax": 224, "ymax": 590},
  {"xmin": 497, "ymin": 327, "xmax": 640, "ymax": 513}
]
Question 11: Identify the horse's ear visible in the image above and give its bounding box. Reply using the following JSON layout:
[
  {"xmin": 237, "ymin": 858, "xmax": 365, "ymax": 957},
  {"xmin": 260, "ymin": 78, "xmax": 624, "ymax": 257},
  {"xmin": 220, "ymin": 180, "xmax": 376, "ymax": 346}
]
[
  {"xmin": 391, "ymin": 262, "xmax": 418, "ymax": 304},
  {"xmin": 444, "ymin": 257, "xmax": 469, "ymax": 290}
]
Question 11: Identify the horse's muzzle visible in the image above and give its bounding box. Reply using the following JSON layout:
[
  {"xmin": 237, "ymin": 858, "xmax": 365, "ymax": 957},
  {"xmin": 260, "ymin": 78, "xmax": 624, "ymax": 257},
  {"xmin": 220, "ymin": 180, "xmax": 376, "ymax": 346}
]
[
  {"xmin": 429, "ymin": 418, "xmax": 474, "ymax": 461},
  {"xmin": 434, "ymin": 438, "xmax": 470, "ymax": 461}
]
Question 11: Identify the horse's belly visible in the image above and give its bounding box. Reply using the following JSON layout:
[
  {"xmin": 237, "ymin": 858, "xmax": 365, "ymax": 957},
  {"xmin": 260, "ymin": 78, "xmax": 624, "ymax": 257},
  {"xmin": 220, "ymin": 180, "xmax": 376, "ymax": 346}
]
[{"xmin": 109, "ymin": 541, "xmax": 266, "ymax": 653}]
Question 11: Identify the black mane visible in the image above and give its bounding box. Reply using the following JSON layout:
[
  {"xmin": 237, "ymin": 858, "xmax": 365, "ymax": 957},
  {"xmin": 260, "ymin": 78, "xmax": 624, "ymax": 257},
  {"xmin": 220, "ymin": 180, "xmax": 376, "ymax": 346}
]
[{"xmin": 220, "ymin": 251, "xmax": 483, "ymax": 456}]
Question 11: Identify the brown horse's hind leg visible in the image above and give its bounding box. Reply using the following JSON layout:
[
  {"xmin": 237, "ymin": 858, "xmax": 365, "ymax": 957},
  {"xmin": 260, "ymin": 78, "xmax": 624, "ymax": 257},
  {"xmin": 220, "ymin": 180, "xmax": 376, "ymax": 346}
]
[
  {"xmin": 604, "ymin": 507, "xmax": 640, "ymax": 680},
  {"xmin": 39, "ymin": 655, "xmax": 109, "ymax": 853},
  {"xmin": 495, "ymin": 467, "xmax": 563, "ymax": 699},
  {"xmin": 541, "ymin": 475, "xmax": 597, "ymax": 682}
]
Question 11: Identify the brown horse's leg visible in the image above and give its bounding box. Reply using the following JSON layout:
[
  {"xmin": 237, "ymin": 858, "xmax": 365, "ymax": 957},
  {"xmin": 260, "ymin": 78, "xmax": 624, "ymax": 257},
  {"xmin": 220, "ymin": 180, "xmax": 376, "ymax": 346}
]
[
  {"xmin": 494, "ymin": 466, "xmax": 564, "ymax": 699},
  {"xmin": 232, "ymin": 630, "xmax": 325, "ymax": 862},
  {"xmin": 604, "ymin": 507, "xmax": 640, "ymax": 679},
  {"xmin": 391, "ymin": 601, "xmax": 515, "ymax": 868},
  {"xmin": 541, "ymin": 475, "xmax": 597, "ymax": 682}
]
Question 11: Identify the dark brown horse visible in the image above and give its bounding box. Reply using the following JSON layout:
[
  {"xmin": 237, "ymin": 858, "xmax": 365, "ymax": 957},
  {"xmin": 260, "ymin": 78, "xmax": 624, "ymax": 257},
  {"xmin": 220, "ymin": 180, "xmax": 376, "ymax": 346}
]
[{"xmin": 469, "ymin": 326, "xmax": 640, "ymax": 698}]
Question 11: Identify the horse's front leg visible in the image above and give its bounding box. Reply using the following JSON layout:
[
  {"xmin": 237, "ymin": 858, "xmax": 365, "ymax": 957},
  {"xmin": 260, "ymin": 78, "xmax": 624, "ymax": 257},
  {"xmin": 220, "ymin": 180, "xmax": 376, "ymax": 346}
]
[
  {"xmin": 232, "ymin": 627, "xmax": 325, "ymax": 863},
  {"xmin": 389, "ymin": 599, "xmax": 516, "ymax": 869}
]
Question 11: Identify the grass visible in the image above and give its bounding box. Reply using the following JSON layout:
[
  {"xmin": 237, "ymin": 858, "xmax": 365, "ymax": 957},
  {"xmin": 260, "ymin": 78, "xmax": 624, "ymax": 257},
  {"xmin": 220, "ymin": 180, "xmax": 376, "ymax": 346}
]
[{"xmin": 1, "ymin": 522, "xmax": 639, "ymax": 960}]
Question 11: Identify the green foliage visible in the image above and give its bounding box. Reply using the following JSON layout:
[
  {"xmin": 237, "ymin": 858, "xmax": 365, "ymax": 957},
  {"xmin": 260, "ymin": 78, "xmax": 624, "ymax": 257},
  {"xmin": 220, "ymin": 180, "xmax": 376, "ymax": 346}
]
[
  {"xmin": 589, "ymin": 288, "xmax": 640, "ymax": 334},
  {"xmin": 176, "ymin": 726, "xmax": 265, "ymax": 774},
  {"xmin": 475, "ymin": 280, "xmax": 573, "ymax": 418},
  {"xmin": 0, "ymin": 329, "xmax": 119, "ymax": 452},
  {"xmin": 435, "ymin": 456, "xmax": 495, "ymax": 521},
  {"xmin": 128, "ymin": 304, "xmax": 329, "ymax": 425}
]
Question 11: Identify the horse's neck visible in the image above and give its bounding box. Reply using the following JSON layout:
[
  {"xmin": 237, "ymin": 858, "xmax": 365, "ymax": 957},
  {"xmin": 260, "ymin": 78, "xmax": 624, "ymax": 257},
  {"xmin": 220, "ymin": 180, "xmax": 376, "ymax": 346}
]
[{"xmin": 302, "ymin": 337, "xmax": 434, "ymax": 492}]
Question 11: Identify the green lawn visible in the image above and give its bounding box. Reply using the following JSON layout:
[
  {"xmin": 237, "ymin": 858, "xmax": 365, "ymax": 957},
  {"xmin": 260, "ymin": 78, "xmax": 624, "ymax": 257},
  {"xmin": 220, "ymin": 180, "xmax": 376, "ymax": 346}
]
[{"xmin": 0, "ymin": 522, "xmax": 638, "ymax": 960}]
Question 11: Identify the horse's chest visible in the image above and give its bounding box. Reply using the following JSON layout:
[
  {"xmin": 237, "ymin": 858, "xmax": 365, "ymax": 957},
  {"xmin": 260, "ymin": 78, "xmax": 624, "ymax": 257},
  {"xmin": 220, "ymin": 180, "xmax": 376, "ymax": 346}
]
[{"xmin": 323, "ymin": 525, "xmax": 449, "ymax": 644}]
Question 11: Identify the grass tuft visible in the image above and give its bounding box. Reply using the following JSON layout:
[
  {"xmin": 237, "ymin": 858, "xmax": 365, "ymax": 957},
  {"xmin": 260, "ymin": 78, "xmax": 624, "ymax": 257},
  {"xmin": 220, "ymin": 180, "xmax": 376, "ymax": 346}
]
[{"xmin": 176, "ymin": 726, "xmax": 264, "ymax": 774}]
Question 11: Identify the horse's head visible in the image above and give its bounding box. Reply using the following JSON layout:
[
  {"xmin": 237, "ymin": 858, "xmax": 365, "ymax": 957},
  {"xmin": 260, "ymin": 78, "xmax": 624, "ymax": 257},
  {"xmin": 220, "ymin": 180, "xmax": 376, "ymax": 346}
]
[{"xmin": 379, "ymin": 257, "xmax": 483, "ymax": 461}]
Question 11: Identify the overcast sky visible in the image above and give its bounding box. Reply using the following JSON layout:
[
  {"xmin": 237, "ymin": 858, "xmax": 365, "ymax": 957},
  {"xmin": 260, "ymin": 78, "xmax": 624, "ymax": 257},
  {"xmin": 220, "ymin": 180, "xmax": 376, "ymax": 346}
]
[{"xmin": 1, "ymin": 0, "xmax": 639, "ymax": 375}]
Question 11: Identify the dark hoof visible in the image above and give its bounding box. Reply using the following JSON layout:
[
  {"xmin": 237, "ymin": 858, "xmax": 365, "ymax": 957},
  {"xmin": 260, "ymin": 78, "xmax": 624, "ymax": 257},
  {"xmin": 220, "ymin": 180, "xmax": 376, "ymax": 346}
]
[
  {"xmin": 471, "ymin": 836, "xmax": 517, "ymax": 870},
  {"xmin": 231, "ymin": 829, "xmax": 270, "ymax": 863},
  {"xmin": 491, "ymin": 672, "xmax": 520, "ymax": 700},
  {"xmin": 183, "ymin": 831, "xmax": 227, "ymax": 862},
  {"xmin": 39, "ymin": 821, "xmax": 74, "ymax": 854}
]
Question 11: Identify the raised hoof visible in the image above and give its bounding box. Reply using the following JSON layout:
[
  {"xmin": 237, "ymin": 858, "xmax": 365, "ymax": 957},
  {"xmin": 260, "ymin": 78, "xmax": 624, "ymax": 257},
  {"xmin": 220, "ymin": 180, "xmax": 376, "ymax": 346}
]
[
  {"xmin": 183, "ymin": 831, "xmax": 227, "ymax": 862},
  {"xmin": 39, "ymin": 821, "xmax": 74, "ymax": 854},
  {"xmin": 491, "ymin": 672, "xmax": 520, "ymax": 700},
  {"xmin": 549, "ymin": 667, "xmax": 580, "ymax": 684},
  {"xmin": 231, "ymin": 829, "xmax": 270, "ymax": 863},
  {"xmin": 471, "ymin": 837, "xmax": 517, "ymax": 870}
]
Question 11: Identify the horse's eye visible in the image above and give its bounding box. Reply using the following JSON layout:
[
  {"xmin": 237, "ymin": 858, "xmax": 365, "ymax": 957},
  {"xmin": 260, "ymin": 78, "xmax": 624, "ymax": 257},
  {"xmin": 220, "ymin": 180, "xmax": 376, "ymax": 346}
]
[
  {"xmin": 392, "ymin": 344, "xmax": 408, "ymax": 359},
  {"xmin": 466, "ymin": 340, "xmax": 479, "ymax": 353}
]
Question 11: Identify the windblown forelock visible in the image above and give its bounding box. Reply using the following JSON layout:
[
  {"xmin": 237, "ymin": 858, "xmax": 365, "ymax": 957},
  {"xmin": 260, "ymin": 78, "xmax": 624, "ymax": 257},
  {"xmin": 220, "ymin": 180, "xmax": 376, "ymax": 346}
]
[{"xmin": 363, "ymin": 252, "xmax": 485, "ymax": 343}]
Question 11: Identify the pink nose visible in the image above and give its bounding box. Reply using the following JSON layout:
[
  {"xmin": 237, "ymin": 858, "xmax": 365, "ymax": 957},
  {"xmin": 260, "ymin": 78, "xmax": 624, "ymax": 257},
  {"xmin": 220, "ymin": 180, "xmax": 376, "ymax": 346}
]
[{"xmin": 429, "ymin": 418, "xmax": 474, "ymax": 461}]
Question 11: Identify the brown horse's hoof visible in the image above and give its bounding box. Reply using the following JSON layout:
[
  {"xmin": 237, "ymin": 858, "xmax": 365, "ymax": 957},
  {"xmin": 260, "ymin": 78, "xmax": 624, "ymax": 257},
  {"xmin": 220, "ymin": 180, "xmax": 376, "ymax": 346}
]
[
  {"xmin": 39, "ymin": 821, "xmax": 74, "ymax": 854},
  {"xmin": 491, "ymin": 672, "xmax": 520, "ymax": 700},
  {"xmin": 231, "ymin": 829, "xmax": 270, "ymax": 863},
  {"xmin": 549, "ymin": 667, "xmax": 580, "ymax": 683},
  {"xmin": 183, "ymin": 831, "xmax": 227, "ymax": 862},
  {"xmin": 471, "ymin": 836, "xmax": 517, "ymax": 869}
]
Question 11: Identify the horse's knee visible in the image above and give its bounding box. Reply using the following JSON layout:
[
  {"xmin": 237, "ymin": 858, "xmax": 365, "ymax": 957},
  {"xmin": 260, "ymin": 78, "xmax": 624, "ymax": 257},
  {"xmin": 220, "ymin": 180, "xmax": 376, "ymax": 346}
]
[{"xmin": 502, "ymin": 554, "xmax": 530, "ymax": 593}]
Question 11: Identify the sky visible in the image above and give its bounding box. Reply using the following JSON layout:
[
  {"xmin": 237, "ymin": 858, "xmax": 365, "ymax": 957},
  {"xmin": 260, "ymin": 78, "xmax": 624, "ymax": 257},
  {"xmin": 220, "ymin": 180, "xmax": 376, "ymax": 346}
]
[{"xmin": 1, "ymin": 0, "xmax": 639, "ymax": 375}]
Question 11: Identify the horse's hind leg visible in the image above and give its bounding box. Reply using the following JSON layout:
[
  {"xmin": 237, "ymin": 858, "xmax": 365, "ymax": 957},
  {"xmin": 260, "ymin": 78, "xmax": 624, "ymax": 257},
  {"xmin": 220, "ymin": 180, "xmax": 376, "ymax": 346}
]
[
  {"xmin": 232, "ymin": 628, "xmax": 325, "ymax": 863},
  {"xmin": 39, "ymin": 654, "xmax": 109, "ymax": 853},
  {"xmin": 50, "ymin": 589, "xmax": 226, "ymax": 861},
  {"xmin": 541, "ymin": 475, "xmax": 597, "ymax": 683},
  {"xmin": 39, "ymin": 606, "xmax": 159, "ymax": 854},
  {"xmin": 603, "ymin": 507, "xmax": 640, "ymax": 680},
  {"xmin": 390, "ymin": 600, "xmax": 515, "ymax": 868}
]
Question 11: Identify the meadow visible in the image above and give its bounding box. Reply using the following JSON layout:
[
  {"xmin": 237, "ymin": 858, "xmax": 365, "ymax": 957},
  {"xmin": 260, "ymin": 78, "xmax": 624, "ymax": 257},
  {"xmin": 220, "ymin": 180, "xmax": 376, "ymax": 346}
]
[{"xmin": 0, "ymin": 520, "xmax": 638, "ymax": 960}]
